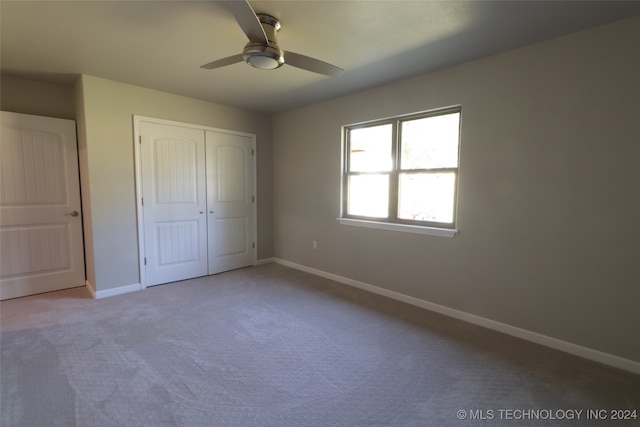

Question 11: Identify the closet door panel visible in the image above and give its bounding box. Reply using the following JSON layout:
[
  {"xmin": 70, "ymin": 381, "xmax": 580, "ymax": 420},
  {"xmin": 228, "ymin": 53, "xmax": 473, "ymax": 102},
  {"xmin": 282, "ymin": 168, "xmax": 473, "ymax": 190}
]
[
  {"xmin": 140, "ymin": 122, "xmax": 208, "ymax": 286},
  {"xmin": 136, "ymin": 118, "xmax": 256, "ymax": 287},
  {"xmin": 206, "ymin": 130, "xmax": 255, "ymax": 274}
]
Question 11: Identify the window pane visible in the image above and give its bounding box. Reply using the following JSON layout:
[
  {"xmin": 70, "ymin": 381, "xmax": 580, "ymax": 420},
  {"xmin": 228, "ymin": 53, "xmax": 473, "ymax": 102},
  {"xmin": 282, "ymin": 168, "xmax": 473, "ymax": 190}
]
[
  {"xmin": 348, "ymin": 174, "xmax": 389, "ymax": 218},
  {"xmin": 349, "ymin": 124, "xmax": 393, "ymax": 172},
  {"xmin": 398, "ymin": 172, "xmax": 455, "ymax": 223},
  {"xmin": 401, "ymin": 112, "xmax": 460, "ymax": 169}
]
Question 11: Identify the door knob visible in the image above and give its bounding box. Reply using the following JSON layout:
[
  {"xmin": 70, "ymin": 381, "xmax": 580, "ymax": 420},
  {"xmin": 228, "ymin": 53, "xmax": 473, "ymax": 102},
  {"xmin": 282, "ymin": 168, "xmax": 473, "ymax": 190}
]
[{"xmin": 65, "ymin": 211, "xmax": 79, "ymax": 217}]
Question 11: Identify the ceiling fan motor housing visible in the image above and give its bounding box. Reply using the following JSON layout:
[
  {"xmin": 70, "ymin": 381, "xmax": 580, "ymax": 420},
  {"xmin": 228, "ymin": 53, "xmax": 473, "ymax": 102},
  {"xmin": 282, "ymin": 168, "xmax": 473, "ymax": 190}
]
[{"xmin": 243, "ymin": 14, "xmax": 284, "ymax": 70}]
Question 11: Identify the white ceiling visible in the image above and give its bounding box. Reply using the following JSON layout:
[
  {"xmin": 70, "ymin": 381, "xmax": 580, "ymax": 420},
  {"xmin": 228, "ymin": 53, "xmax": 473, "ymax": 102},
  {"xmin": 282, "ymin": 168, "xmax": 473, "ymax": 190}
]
[{"xmin": 2, "ymin": 1, "xmax": 639, "ymax": 114}]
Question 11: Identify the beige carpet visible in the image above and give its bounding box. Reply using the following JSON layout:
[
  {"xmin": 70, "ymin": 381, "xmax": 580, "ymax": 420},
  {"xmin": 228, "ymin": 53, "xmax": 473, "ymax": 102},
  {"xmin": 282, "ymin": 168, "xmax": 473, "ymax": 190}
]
[{"xmin": 1, "ymin": 263, "xmax": 639, "ymax": 426}]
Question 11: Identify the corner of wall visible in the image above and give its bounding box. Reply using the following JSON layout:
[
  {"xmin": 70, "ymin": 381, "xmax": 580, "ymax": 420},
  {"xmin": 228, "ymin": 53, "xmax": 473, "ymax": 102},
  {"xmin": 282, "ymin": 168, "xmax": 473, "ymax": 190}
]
[{"xmin": 74, "ymin": 75, "xmax": 97, "ymax": 290}]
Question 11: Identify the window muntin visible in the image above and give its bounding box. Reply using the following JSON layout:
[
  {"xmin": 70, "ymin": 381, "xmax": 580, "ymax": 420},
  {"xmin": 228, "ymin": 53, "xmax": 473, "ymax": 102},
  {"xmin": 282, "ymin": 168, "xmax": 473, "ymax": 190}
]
[{"xmin": 343, "ymin": 107, "xmax": 461, "ymax": 229}]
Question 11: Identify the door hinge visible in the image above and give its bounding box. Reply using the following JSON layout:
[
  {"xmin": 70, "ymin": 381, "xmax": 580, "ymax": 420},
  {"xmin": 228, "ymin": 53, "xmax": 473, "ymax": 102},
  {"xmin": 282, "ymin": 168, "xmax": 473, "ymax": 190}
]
[
  {"xmin": 252, "ymin": 242, "xmax": 255, "ymax": 249},
  {"xmin": 252, "ymin": 196, "xmax": 255, "ymax": 203},
  {"xmin": 141, "ymin": 197, "xmax": 144, "ymax": 206},
  {"xmin": 251, "ymin": 148, "xmax": 254, "ymax": 156},
  {"xmin": 139, "ymin": 135, "xmax": 142, "ymax": 144},
  {"xmin": 144, "ymin": 257, "xmax": 147, "ymax": 266}
]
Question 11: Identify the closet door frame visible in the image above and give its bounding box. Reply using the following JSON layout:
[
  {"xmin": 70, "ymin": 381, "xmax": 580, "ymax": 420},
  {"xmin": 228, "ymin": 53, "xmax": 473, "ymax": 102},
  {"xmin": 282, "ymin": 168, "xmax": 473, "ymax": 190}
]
[{"xmin": 133, "ymin": 115, "xmax": 257, "ymax": 288}]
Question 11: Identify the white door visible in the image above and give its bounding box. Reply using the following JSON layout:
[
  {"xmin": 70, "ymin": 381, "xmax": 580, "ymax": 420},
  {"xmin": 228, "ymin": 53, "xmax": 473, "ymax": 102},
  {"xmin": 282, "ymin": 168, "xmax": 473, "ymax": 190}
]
[
  {"xmin": 206, "ymin": 130, "xmax": 256, "ymax": 274},
  {"xmin": 140, "ymin": 121, "xmax": 208, "ymax": 286},
  {"xmin": 0, "ymin": 112, "xmax": 84, "ymax": 300}
]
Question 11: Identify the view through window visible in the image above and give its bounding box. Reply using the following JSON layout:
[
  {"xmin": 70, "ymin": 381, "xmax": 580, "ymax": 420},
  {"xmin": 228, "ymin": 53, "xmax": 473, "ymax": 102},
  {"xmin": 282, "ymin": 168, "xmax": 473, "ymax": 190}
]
[{"xmin": 342, "ymin": 107, "xmax": 461, "ymax": 229}]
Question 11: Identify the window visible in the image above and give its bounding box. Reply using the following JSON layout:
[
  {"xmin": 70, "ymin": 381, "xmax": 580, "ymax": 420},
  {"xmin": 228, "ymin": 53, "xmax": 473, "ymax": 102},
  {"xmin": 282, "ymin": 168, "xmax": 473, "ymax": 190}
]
[{"xmin": 340, "ymin": 107, "xmax": 461, "ymax": 236}]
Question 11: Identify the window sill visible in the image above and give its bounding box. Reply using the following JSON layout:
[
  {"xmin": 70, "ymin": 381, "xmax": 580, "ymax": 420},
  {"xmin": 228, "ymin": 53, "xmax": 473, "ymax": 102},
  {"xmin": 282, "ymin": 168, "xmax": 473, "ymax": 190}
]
[{"xmin": 337, "ymin": 218, "xmax": 458, "ymax": 238}]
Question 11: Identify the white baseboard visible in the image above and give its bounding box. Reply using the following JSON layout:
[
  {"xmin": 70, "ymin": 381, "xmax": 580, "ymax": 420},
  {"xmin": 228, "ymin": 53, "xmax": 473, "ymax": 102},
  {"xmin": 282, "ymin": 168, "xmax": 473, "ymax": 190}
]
[
  {"xmin": 87, "ymin": 281, "xmax": 141, "ymax": 299},
  {"xmin": 271, "ymin": 258, "xmax": 640, "ymax": 375},
  {"xmin": 257, "ymin": 257, "xmax": 276, "ymax": 265}
]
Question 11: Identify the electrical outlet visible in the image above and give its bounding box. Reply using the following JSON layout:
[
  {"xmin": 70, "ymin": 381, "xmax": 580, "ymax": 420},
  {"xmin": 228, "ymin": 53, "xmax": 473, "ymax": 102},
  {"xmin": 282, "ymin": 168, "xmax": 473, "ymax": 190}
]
[{"xmin": 312, "ymin": 240, "xmax": 318, "ymax": 250}]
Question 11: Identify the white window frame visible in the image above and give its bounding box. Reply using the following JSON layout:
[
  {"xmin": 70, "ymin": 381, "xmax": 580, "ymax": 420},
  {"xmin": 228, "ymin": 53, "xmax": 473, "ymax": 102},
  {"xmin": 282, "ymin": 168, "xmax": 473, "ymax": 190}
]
[{"xmin": 339, "ymin": 106, "xmax": 461, "ymax": 238}]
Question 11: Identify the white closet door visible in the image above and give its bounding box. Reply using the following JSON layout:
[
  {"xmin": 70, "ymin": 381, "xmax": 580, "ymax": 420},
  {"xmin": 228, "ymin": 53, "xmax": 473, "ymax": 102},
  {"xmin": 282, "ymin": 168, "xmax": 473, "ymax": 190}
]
[
  {"xmin": 206, "ymin": 130, "xmax": 255, "ymax": 274},
  {"xmin": 140, "ymin": 122, "xmax": 208, "ymax": 286},
  {"xmin": 0, "ymin": 112, "xmax": 84, "ymax": 300}
]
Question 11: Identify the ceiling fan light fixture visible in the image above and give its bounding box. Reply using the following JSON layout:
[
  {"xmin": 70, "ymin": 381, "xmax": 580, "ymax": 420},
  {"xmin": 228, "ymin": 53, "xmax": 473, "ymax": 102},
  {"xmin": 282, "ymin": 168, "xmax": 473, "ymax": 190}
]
[
  {"xmin": 243, "ymin": 43, "xmax": 284, "ymax": 70},
  {"xmin": 201, "ymin": 2, "xmax": 342, "ymax": 75}
]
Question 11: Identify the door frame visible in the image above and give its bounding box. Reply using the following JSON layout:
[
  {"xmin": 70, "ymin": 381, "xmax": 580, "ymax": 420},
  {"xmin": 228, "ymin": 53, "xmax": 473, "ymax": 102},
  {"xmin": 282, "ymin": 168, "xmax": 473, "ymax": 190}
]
[{"xmin": 133, "ymin": 115, "xmax": 257, "ymax": 289}]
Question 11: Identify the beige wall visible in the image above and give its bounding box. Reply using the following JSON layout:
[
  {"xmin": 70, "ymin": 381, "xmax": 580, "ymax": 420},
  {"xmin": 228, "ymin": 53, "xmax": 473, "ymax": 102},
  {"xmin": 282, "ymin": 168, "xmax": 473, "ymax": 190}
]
[
  {"xmin": 1, "ymin": 74, "xmax": 75, "ymax": 119},
  {"xmin": 75, "ymin": 75, "xmax": 273, "ymax": 292},
  {"xmin": 273, "ymin": 16, "xmax": 640, "ymax": 362}
]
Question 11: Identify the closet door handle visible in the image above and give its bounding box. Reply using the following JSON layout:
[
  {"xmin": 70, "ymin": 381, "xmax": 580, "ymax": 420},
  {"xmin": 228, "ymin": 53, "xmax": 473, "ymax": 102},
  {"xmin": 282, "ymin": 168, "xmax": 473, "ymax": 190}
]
[{"xmin": 65, "ymin": 211, "xmax": 79, "ymax": 217}]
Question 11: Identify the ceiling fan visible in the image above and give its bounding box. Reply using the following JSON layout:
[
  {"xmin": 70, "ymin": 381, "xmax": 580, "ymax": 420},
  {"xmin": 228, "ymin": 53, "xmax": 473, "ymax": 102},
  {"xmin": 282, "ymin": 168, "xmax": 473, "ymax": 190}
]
[{"xmin": 200, "ymin": 0, "xmax": 343, "ymax": 76}]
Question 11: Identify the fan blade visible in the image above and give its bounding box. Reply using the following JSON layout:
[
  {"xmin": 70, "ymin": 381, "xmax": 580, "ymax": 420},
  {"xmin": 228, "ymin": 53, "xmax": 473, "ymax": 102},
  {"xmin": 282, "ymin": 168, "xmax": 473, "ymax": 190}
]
[
  {"xmin": 284, "ymin": 51, "xmax": 343, "ymax": 76},
  {"xmin": 200, "ymin": 54, "xmax": 244, "ymax": 70},
  {"xmin": 224, "ymin": 0, "xmax": 267, "ymax": 43}
]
